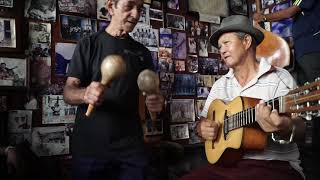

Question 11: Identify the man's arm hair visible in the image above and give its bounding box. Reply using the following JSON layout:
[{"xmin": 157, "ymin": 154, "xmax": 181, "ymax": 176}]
[
  {"xmin": 63, "ymin": 77, "xmax": 86, "ymax": 105},
  {"xmin": 265, "ymin": 5, "xmax": 301, "ymax": 22}
]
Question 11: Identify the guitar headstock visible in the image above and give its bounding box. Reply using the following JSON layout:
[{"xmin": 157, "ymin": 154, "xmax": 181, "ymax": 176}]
[{"xmin": 284, "ymin": 78, "xmax": 320, "ymax": 120}]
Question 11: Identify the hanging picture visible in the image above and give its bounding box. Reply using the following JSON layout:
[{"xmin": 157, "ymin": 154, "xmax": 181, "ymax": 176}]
[
  {"xmin": 58, "ymin": 0, "xmax": 96, "ymax": 17},
  {"xmin": 170, "ymin": 98, "xmax": 195, "ymax": 122},
  {"xmin": 25, "ymin": 0, "xmax": 56, "ymax": 21},
  {"xmin": 166, "ymin": 13, "xmax": 185, "ymax": 31},
  {"xmin": 31, "ymin": 126, "xmax": 70, "ymax": 156},
  {"xmin": 55, "ymin": 42, "xmax": 76, "ymax": 76},
  {"xmin": 173, "ymin": 74, "xmax": 196, "ymax": 96},
  {"xmin": 0, "ymin": 57, "xmax": 27, "ymax": 87},
  {"xmin": 0, "ymin": 0, "xmax": 13, "ymax": 8},
  {"xmin": 8, "ymin": 110, "xmax": 32, "ymax": 133},
  {"xmin": 170, "ymin": 123, "xmax": 189, "ymax": 140},
  {"xmin": 60, "ymin": 14, "xmax": 97, "ymax": 42},
  {"xmin": 0, "ymin": 17, "xmax": 16, "ymax": 48},
  {"xmin": 97, "ymin": 0, "xmax": 111, "ymax": 21},
  {"xmin": 42, "ymin": 95, "xmax": 76, "ymax": 124},
  {"xmin": 172, "ymin": 32, "xmax": 187, "ymax": 59}
]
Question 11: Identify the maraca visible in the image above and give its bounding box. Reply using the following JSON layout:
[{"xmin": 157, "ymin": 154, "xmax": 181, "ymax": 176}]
[
  {"xmin": 137, "ymin": 69, "xmax": 160, "ymax": 121},
  {"xmin": 85, "ymin": 54, "xmax": 126, "ymax": 117}
]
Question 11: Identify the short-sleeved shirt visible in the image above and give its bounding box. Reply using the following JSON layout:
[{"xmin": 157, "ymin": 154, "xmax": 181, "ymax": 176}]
[
  {"xmin": 67, "ymin": 30, "xmax": 154, "ymax": 158},
  {"xmin": 292, "ymin": 0, "xmax": 320, "ymax": 59},
  {"xmin": 201, "ymin": 59, "xmax": 304, "ymax": 177}
]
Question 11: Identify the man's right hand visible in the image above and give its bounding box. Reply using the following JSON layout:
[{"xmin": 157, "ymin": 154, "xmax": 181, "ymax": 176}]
[
  {"xmin": 83, "ymin": 81, "xmax": 105, "ymax": 106},
  {"xmin": 196, "ymin": 118, "xmax": 220, "ymax": 141}
]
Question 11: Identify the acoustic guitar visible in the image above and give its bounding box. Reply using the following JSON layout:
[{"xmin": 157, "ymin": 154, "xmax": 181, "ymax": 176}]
[{"xmin": 205, "ymin": 79, "xmax": 320, "ymax": 164}]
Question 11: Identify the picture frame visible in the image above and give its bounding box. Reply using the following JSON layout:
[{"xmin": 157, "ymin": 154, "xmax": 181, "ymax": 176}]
[
  {"xmin": 170, "ymin": 98, "xmax": 195, "ymax": 123},
  {"xmin": 0, "ymin": 57, "xmax": 28, "ymax": 87},
  {"xmin": 166, "ymin": 13, "xmax": 185, "ymax": 31},
  {"xmin": 170, "ymin": 123, "xmax": 189, "ymax": 140}
]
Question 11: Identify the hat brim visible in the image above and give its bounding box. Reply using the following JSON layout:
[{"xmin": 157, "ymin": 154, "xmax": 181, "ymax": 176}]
[{"xmin": 209, "ymin": 24, "xmax": 264, "ymax": 48}]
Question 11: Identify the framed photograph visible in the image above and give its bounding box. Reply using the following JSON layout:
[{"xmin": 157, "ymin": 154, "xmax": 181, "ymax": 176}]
[
  {"xmin": 25, "ymin": 0, "xmax": 56, "ymax": 21},
  {"xmin": 173, "ymin": 74, "xmax": 196, "ymax": 96},
  {"xmin": 130, "ymin": 24, "xmax": 158, "ymax": 52},
  {"xmin": 0, "ymin": 17, "xmax": 16, "ymax": 48},
  {"xmin": 60, "ymin": 14, "xmax": 97, "ymax": 42},
  {"xmin": 174, "ymin": 60, "xmax": 185, "ymax": 72},
  {"xmin": 144, "ymin": 113, "xmax": 163, "ymax": 136},
  {"xmin": 197, "ymin": 86, "xmax": 210, "ymax": 98},
  {"xmin": 167, "ymin": 0, "xmax": 179, "ymax": 10},
  {"xmin": 0, "ymin": 57, "xmax": 27, "ymax": 87},
  {"xmin": 0, "ymin": 0, "xmax": 13, "ymax": 8},
  {"xmin": 42, "ymin": 95, "xmax": 76, "ymax": 124},
  {"xmin": 8, "ymin": 110, "xmax": 32, "ymax": 133},
  {"xmin": 229, "ymin": 0, "xmax": 248, "ymax": 15},
  {"xmin": 31, "ymin": 126, "xmax": 70, "ymax": 156},
  {"xmin": 198, "ymin": 57, "xmax": 219, "ymax": 75},
  {"xmin": 170, "ymin": 123, "xmax": 189, "ymax": 140},
  {"xmin": 138, "ymin": 4, "xmax": 150, "ymax": 25},
  {"xmin": 55, "ymin": 42, "xmax": 76, "ymax": 76},
  {"xmin": 166, "ymin": 13, "xmax": 185, "ymax": 31},
  {"xmin": 171, "ymin": 98, "xmax": 195, "ymax": 122},
  {"xmin": 187, "ymin": 37, "xmax": 197, "ymax": 54},
  {"xmin": 150, "ymin": 8, "xmax": 163, "ymax": 21},
  {"xmin": 58, "ymin": 0, "xmax": 96, "ymax": 17},
  {"xmin": 151, "ymin": 0, "xmax": 162, "ymax": 9},
  {"xmin": 172, "ymin": 32, "xmax": 187, "ymax": 59},
  {"xmin": 159, "ymin": 28, "xmax": 172, "ymax": 48},
  {"xmin": 97, "ymin": 0, "xmax": 111, "ymax": 21},
  {"xmin": 197, "ymin": 38, "xmax": 209, "ymax": 57},
  {"xmin": 188, "ymin": 122, "xmax": 201, "ymax": 144},
  {"xmin": 186, "ymin": 55, "xmax": 198, "ymax": 73},
  {"xmin": 195, "ymin": 99, "xmax": 206, "ymax": 118}
]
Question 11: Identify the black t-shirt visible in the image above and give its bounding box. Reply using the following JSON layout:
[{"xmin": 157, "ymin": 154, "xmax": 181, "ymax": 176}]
[{"xmin": 67, "ymin": 30, "xmax": 154, "ymax": 158}]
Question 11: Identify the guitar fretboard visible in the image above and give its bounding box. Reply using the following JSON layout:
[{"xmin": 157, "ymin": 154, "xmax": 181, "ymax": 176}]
[{"xmin": 224, "ymin": 97, "xmax": 284, "ymax": 131}]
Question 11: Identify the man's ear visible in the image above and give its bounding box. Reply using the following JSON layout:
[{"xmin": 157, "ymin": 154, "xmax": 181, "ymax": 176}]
[
  {"xmin": 107, "ymin": 0, "xmax": 115, "ymax": 16},
  {"xmin": 243, "ymin": 34, "xmax": 253, "ymax": 50}
]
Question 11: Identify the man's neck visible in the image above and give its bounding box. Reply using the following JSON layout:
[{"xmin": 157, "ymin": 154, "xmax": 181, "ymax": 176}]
[
  {"xmin": 233, "ymin": 56, "xmax": 259, "ymax": 87},
  {"xmin": 105, "ymin": 24, "xmax": 128, "ymax": 38}
]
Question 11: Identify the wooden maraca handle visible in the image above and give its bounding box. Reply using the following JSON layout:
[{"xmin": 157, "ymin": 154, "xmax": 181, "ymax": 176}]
[{"xmin": 86, "ymin": 104, "xmax": 95, "ymax": 117}]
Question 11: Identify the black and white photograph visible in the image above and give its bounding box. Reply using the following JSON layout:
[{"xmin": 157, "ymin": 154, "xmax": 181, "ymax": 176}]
[
  {"xmin": 271, "ymin": 2, "xmax": 293, "ymax": 38},
  {"xmin": 138, "ymin": 4, "xmax": 150, "ymax": 25},
  {"xmin": 175, "ymin": 60, "xmax": 185, "ymax": 72},
  {"xmin": 170, "ymin": 124, "xmax": 189, "ymax": 140},
  {"xmin": 198, "ymin": 57, "xmax": 219, "ymax": 75},
  {"xmin": 171, "ymin": 98, "xmax": 195, "ymax": 123},
  {"xmin": 230, "ymin": 0, "xmax": 248, "ymax": 15},
  {"xmin": 158, "ymin": 47, "xmax": 173, "ymax": 72},
  {"xmin": 31, "ymin": 126, "xmax": 70, "ymax": 156},
  {"xmin": 159, "ymin": 28, "xmax": 172, "ymax": 47},
  {"xmin": 172, "ymin": 32, "xmax": 187, "ymax": 59},
  {"xmin": 166, "ymin": 13, "xmax": 185, "ymax": 31},
  {"xmin": 0, "ymin": 17, "xmax": 16, "ymax": 48},
  {"xmin": 60, "ymin": 14, "xmax": 97, "ymax": 41},
  {"xmin": 198, "ymin": 22, "xmax": 209, "ymax": 37},
  {"xmin": 188, "ymin": 122, "xmax": 202, "ymax": 144},
  {"xmin": 130, "ymin": 24, "xmax": 158, "ymax": 51},
  {"xmin": 25, "ymin": 0, "xmax": 56, "ymax": 21},
  {"xmin": 151, "ymin": 0, "xmax": 162, "ymax": 9},
  {"xmin": 188, "ymin": 37, "xmax": 197, "ymax": 54},
  {"xmin": 186, "ymin": 19, "xmax": 196, "ymax": 37},
  {"xmin": 160, "ymin": 72, "xmax": 174, "ymax": 82},
  {"xmin": 149, "ymin": 8, "xmax": 163, "ymax": 21},
  {"xmin": 28, "ymin": 22, "xmax": 51, "ymax": 56},
  {"xmin": 8, "ymin": 110, "xmax": 32, "ymax": 133},
  {"xmin": 186, "ymin": 55, "xmax": 198, "ymax": 73},
  {"xmin": 42, "ymin": 95, "xmax": 76, "ymax": 124},
  {"xmin": 0, "ymin": 0, "xmax": 13, "ymax": 8},
  {"xmin": 55, "ymin": 42, "xmax": 76, "ymax": 76},
  {"xmin": 198, "ymin": 38, "xmax": 208, "ymax": 57},
  {"xmin": 195, "ymin": 99, "xmax": 206, "ymax": 118},
  {"xmin": 8, "ymin": 133, "xmax": 32, "ymax": 146},
  {"xmin": 97, "ymin": 0, "xmax": 111, "ymax": 21},
  {"xmin": 0, "ymin": 57, "xmax": 27, "ymax": 87},
  {"xmin": 58, "ymin": 0, "xmax": 96, "ymax": 17},
  {"xmin": 197, "ymin": 86, "xmax": 210, "ymax": 98},
  {"xmin": 167, "ymin": 0, "xmax": 179, "ymax": 10},
  {"xmin": 173, "ymin": 74, "xmax": 196, "ymax": 96}
]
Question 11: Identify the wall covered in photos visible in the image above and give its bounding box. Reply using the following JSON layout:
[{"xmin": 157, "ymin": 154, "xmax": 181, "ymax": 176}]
[{"xmin": 0, "ymin": 0, "xmax": 296, "ymax": 178}]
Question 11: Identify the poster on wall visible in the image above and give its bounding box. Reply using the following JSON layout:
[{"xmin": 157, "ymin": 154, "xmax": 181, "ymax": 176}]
[
  {"xmin": 42, "ymin": 95, "xmax": 76, "ymax": 124},
  {"xmin": 0, "ymin": 17, "xmax": 16, "ymax": 48},
  {"xmin": 0, "ymin": 0, "xmax": 13, "ymax": 8},
  {"xmin": 55, "ymin": 42, "xmax": 76, "ymax": 76},
  {"xmin": 31, "ymin": 126, "xmax": 69, "ymax": 156},
  {"xmin": 25, "ymin": 0, "xmax": 56, "ymax": 21},
  {"xmin": 0, "ymin": 57, "xmax": 27, "ymax": 87},
  {"xmin": 58, "ymin": 0, "xmax": 96, "ymax": 17},
  {"xmin": 97, "ymin": 0, "xmax": 111, "ymax": 21}
]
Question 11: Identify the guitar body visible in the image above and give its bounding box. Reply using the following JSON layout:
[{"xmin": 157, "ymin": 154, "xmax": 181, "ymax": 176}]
[{"xmin": 205, "ymin": 96, "xmax": 267, "ymax": 164}]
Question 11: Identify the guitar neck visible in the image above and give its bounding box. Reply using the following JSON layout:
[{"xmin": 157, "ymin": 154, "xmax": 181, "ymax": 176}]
[{"xmin": 226, "ymin": 97, "xmax": 283, "ymax": 131}]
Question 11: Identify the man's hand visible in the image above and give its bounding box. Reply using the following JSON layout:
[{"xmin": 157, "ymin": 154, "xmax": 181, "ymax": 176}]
[
  {"xmin": 6, "ymin": 147, "xmax": 17, "ymax": 174},
  {"xmin": 197, "ymin": 118, "xmax": 220, "ymax": 141},
  {"xmin": 253, "ymin": 13, "xmax": 266, "ymax": 23},
  {"xmin": 83, "ymin": 81, "xmax": 105, "ymax": 106},
  {"xmin": 145, "ymin": 94, "xmax": 164, "ymax": 113},
  {"xmin": 256, "ymin": 100, "xmax": 292, "ymax": 133}
]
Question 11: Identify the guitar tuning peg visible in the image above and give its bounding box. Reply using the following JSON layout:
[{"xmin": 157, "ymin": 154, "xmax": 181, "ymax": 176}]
[
  {"xmin": 304, "ymin": 82, "xmax": 310, "ymax": 86},
  {"xmin": 305, "ymin": 114, "xmax": 313, "ymax": 121},
  {"xmin": 315, "ymin": 77, "xmax": 320, "ymax": 82}
]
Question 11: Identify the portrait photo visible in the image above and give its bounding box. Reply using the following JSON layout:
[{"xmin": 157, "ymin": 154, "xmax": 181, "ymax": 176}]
[
  {"xmin": 0, "ymin": 57, "xmax": 27, "ymax": 87},
  {"xmin": 172, "ymin": 32, "xmax": 187, "ymax": 59}
]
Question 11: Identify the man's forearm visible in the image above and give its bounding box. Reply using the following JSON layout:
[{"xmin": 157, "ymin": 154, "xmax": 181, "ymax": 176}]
[{"xmin": 63, "ymin": 85, "xmax": 86, "ymax": 105}]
